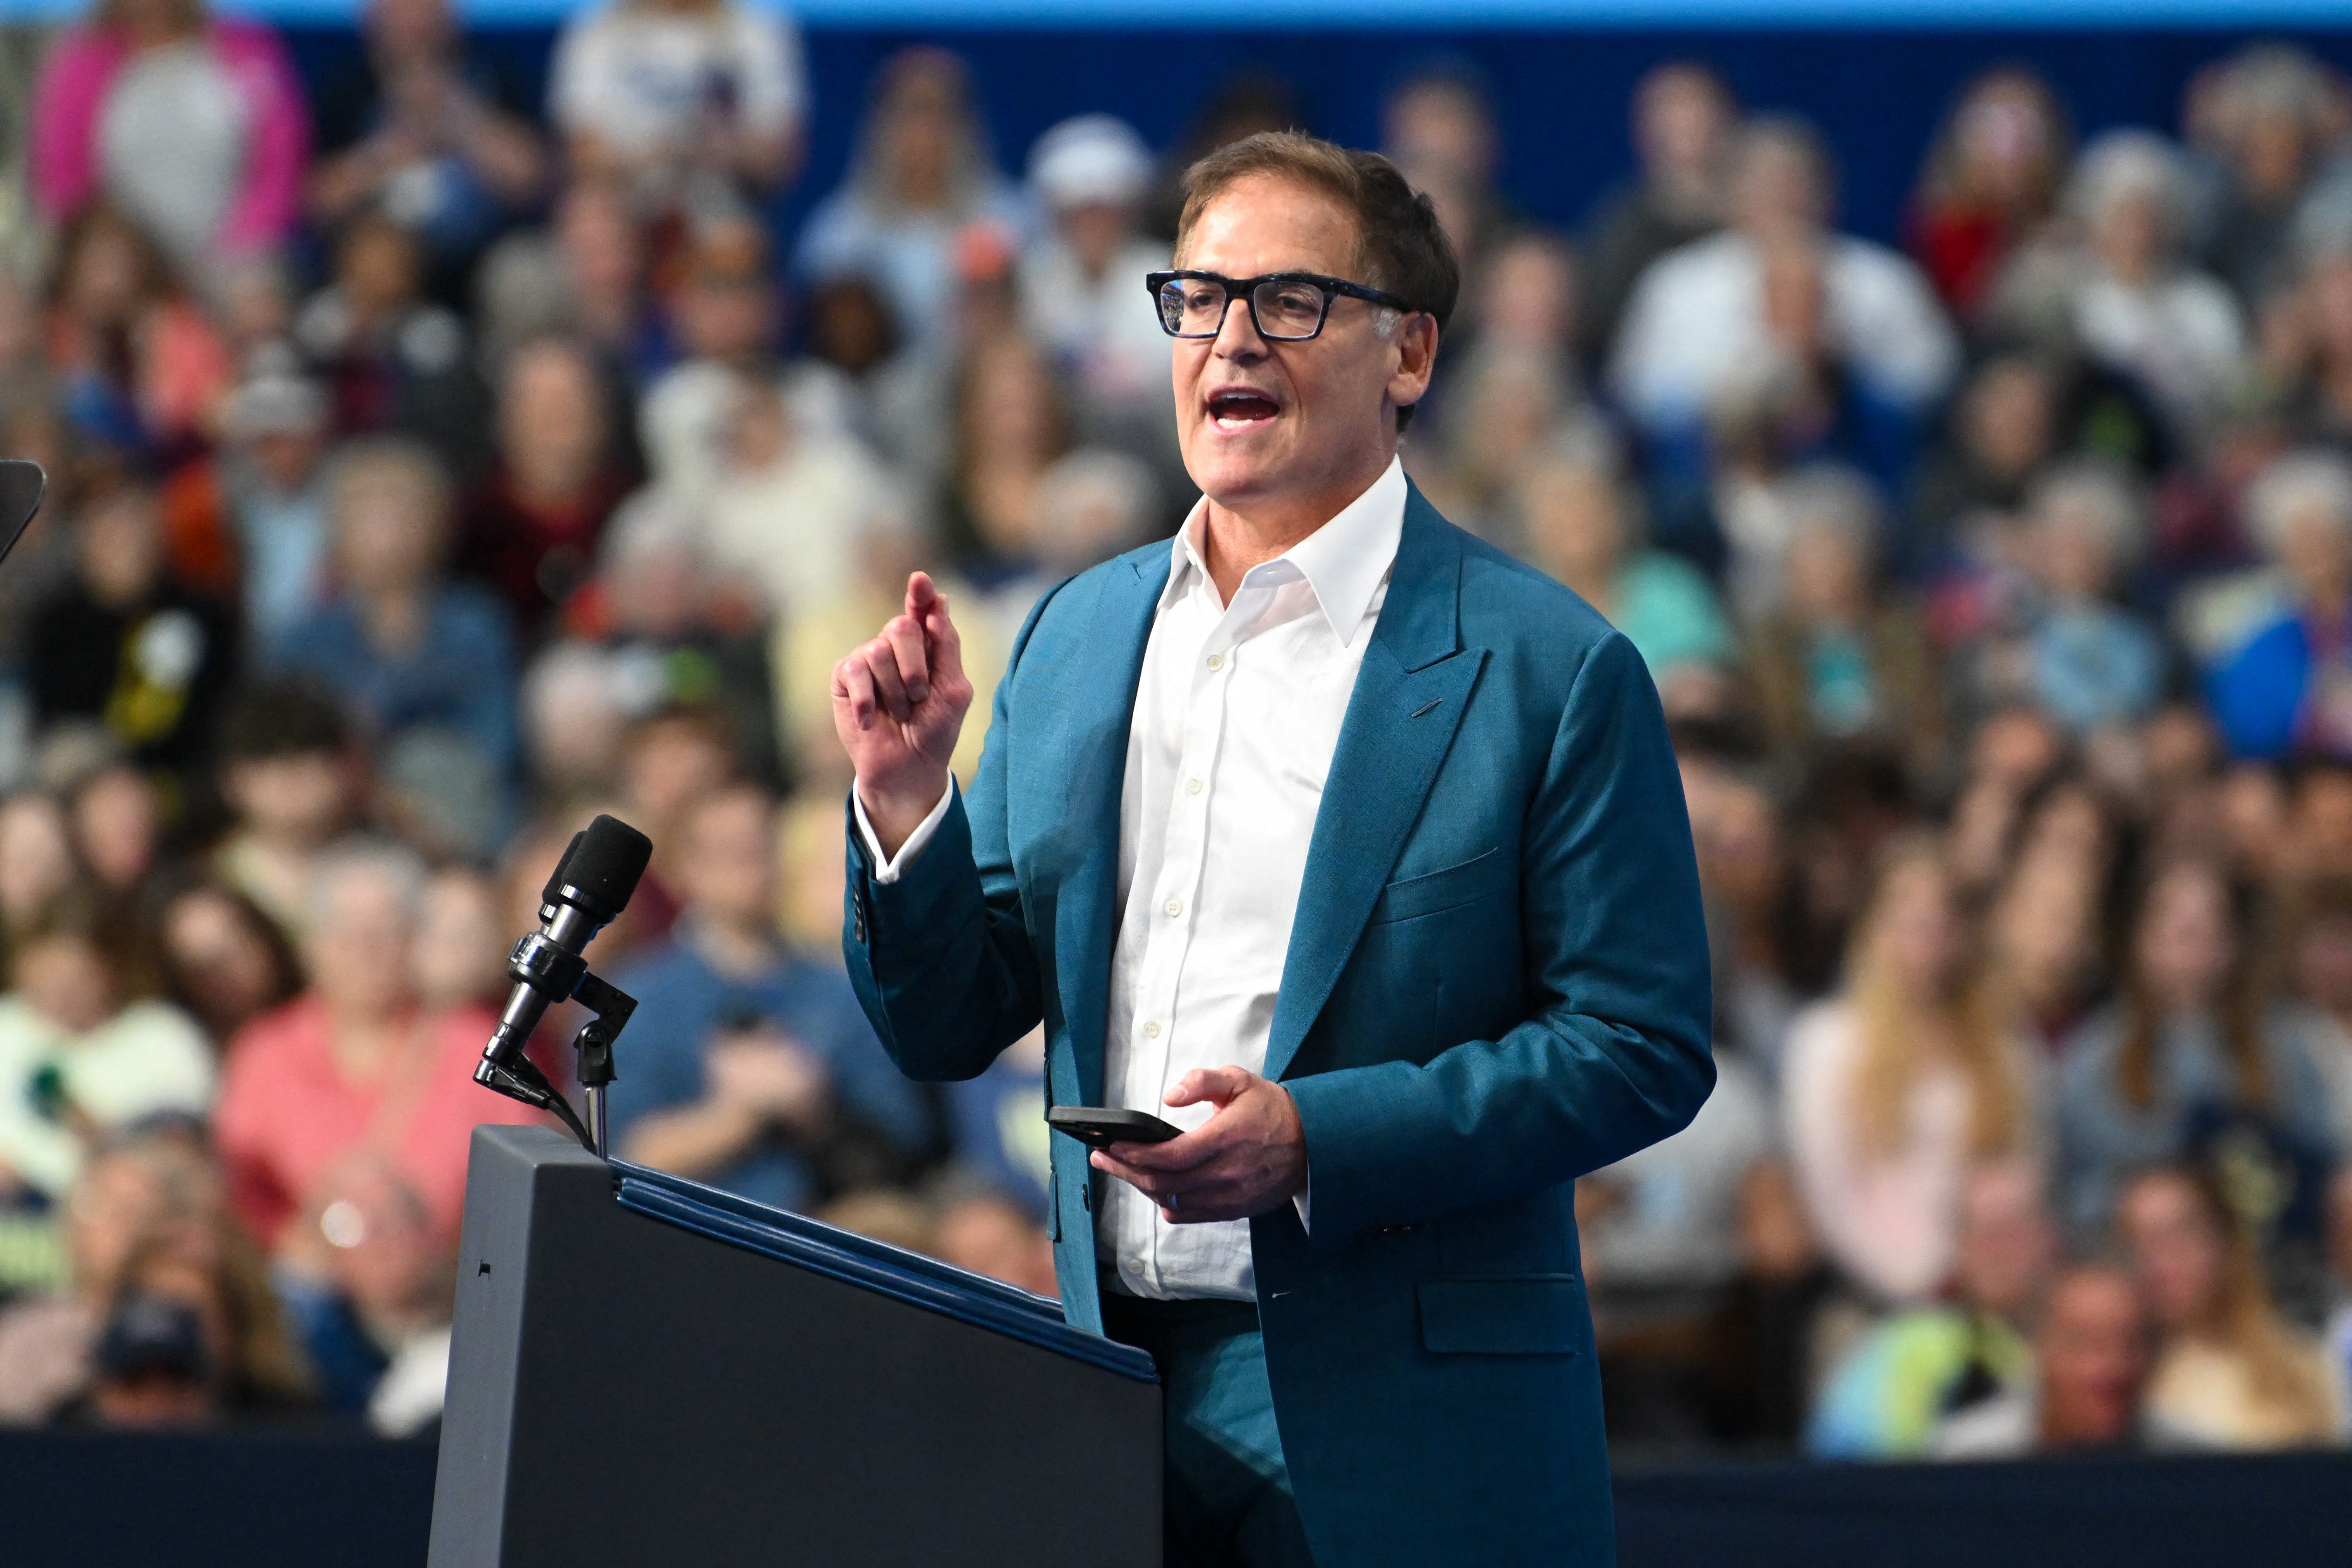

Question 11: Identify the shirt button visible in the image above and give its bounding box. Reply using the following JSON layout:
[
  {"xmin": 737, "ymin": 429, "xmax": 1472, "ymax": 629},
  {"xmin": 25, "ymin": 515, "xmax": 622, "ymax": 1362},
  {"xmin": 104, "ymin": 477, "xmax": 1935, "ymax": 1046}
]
[
  {"xmin": 1143, "ymin": 1020, "xmax": 1162, "ymax": 1038},
  {"xmin": 1206, "ymin": 653, "xmax": 1224, "ymax": 670},
  {"xmin": 1164, "ymin": 899, "xmax": 1183, "ymax": 918},
  {"xmin": 1186, "ymin": 778, "xmax": 1203, "ymax": 795}
]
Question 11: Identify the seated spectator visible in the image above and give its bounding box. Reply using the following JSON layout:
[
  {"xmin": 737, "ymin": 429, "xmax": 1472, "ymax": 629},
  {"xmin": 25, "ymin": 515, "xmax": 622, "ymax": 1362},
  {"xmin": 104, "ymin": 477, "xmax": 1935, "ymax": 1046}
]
[
  {"xmin": 938, "ymin": 331, "xmax": 1074, "ymax": 581},
  {"xmin": 1930, "ymin": 1260, "xmax": 2166, "ymax": 1457},
  {"xmin": 1808, "ymin": 1160, "xmax": 2053, "ymax": 1458},
  {"xmin": 1906, "ymin": 69, "xmax": 2071, "ymax": 321},
  {"xmin": 2205, "ymin": 450, "xmax": 2352, "ymax": 759},
  {"xmin": 214, "ymin": 839, "xmax": 536, "ymax": 1251},
  {"xmin": 28, "ymin": 480, "xmax": 238, "ymax": 806},
  {"xmin": 474, "ymin": 178, "xmax": 658, "ymax": 376},
  {"xmin": 637, "ymin": 222, "xmax": 789, "ymax": 498},
  {"xmin": 413, "ymin": 864, "xmax": 511, "ymax": 1013},
  {"xmin": 1579, "ymin": 62, "xmax": 1734, "ymax": 368},
  {"xmin": 276, "ymin": 439, "xmax": 521, "ymax": 851},
  {"xmin": 158, "ymin": 371, "xmax": 335, "ymax": 657},
  {"xmin": 1611, "ymin": 118, "xmax": 1958, "ymax": 461},
  {"xmin": 792, "ymin": 273, "xmax": 944, "ymax": 481},
  {"xmin": 611, "ymin": 785, "xmax": 929, "ymax": 1211},
  {"xmin": 1783, "ymin": 837, "xmax": 2039, "ymax": 1305},
  {"xmin": 705, "ymin": 371, "xmax": 898, "ymax": 621},
  {"xmin": 1909, "ymin": 351, "xmax": 2062, "ymax": 571},
  {"xmin": 549, "ymin": 0, "xmax": 807, "ymax": 215},
  {"xmin": 2056, "ymin": 855, "xmax": 2337, "ymax": 1239},
  {"xmin": 146, "ymin": 872, "xmax": 301, "ymax": 1047},
  {"xmin": 1985, "ymin": 837, "xmax": 2105, "ymax": 1052},
  {"xmin": 0, "ymin": 887, "xmax": 214, "ymax": 1206},
  {"xmin": 968, "ymin": 448, "xmax": 1159, "ymax": 658},
  {"xmin": 1681, "ymin": 762, "xmax": 1802, "ymax": 1070},
  {"xmin": 211, "ymin": 682, "xmax": 362, "ymax": 941},
  {"xmin": 1970, "ymin": 459, "xmax": 2166, "ymax": 738},
  {"xmin": 0, "ymin": 1129, "xmax": 213, "ymax": 1425},
  {"xmin": 459, "ymin": 336, "xmax": 635, "ymax": 638},
  {"xmin": 1017, "ymin": 115, "xmax": 1178, "ymax": 477},
  {"xmin": 1421, "ymin": 232, "xmax": 1586, "ymax": 480},
  {"xmin": 306, "ymin": 0, "xmax": 547, "ymax": 292},
  {"xmin": 0, "ymin": 795, "xmax": 79, "ymax": 950},
  {"xmin": 273, "ymin": 1152, "xmax": 454, "ymax": 1433},
  {"xmin": 1379, "ymin": 63, "xmax": 1508, "ymax": 273},
  {"xmin": 294, "ymin": 212, "xmax": 488, "ymax": 480},
  {"xmin": 67, "ymin": 759, "xmax": 160, "ymax": 901},
  {"xmin": 2279, "ymin": 875, "xmax": 2352, "ymax": 1149},
  {"xmin": 64, "ymin": 1206, "xmax": 311, "ymax": 1426},
  {"xmin": 795, "ymin": 48, "xmax": 1020, "ymax": 363},
  {"xmin": 1516, "ymin": 437, "xmax": 1731, "ymax": 697},
  {"xmin": 1999, "ymin": 131, "xmax": 2244, "ymax": 443},
  {"xmin": 28, "ymin": 0, "xmax": 308, "ymax": 268},
  {"xmin": 2282, "ymin": 242, "xmax": 2352, "ymax": 450},
  {"xmin": 1710, "ymin": 1156, "xmax": 1849, "ymax": 1448},
  {"xmin": 931, "ymin": 1185, "xmax": 1058, "ymax": 1298},
  {"xmin": 1585, "ymin": 1018, "xmax": 1778, "ymax": 1314},
  {"xmin": 2187, "ymin": 44, "xmax": 2344, "ymax": 311},
  {"xmin": 604, "ymin": 704, "xmax": 735, "ymax": 938},
  {"xmin": 1748, "ymin": 467, "xmax": 1948, "ymax": 788},
  {"xmin": 2118, "ymin": 1164, "xmax": 2341, "ymax": 1448}
]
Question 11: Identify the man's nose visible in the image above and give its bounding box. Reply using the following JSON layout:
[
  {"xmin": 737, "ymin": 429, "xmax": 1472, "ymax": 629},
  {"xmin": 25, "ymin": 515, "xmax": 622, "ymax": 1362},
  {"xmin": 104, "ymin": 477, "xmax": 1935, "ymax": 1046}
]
[{"xmin": 1210, "ymin": 292, "xmax": 1269, "ymax": 360}]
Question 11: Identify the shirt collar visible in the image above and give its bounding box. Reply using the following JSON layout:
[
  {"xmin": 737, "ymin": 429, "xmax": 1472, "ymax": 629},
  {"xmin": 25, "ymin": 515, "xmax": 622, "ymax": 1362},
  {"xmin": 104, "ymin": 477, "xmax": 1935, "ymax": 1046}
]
[{"xmin": 1165, "ymin": 456, "xmax": 1407, "ymax": 644}]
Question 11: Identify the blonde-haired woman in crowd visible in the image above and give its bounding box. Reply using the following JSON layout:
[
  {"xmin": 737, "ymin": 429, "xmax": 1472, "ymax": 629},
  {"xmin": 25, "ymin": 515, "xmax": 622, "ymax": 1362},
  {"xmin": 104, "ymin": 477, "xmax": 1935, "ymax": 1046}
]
[
  {"xmin": 1783, "ymin": 835, "xmax": 2041, "ymax": 1304},
  {"xmin": 2119, "ymin": 1164, "xmax": 2340, "ymax": 1448}
]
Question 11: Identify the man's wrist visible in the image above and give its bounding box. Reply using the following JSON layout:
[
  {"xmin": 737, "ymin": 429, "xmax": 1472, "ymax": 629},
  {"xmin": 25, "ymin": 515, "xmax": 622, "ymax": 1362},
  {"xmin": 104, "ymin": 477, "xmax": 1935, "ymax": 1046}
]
[{"xmin": 857, "ymin": 773, "xmax": 951, "ymax": 860}]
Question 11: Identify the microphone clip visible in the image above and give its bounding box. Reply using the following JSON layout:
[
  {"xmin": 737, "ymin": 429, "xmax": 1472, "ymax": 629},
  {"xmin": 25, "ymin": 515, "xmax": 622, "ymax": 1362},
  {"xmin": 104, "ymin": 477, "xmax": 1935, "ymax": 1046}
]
[{"xmin": 473, "ymin": 962, "xmax": 639, "ymax": 1160}]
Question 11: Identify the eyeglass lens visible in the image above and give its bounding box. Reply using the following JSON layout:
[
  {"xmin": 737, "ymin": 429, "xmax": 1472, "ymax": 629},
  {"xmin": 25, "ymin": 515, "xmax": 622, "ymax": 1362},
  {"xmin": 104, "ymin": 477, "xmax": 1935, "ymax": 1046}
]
[{"xmin": 1156, "ymin": 278, "xmax": 1331, "ymax": 340}]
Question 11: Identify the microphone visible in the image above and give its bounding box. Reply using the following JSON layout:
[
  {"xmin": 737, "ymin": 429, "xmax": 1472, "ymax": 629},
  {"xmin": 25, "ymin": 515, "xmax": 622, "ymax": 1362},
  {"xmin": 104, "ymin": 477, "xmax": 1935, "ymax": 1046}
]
[{"xmin": 481, "ymin": 814, "xmax": 652, "ymax": 1071}]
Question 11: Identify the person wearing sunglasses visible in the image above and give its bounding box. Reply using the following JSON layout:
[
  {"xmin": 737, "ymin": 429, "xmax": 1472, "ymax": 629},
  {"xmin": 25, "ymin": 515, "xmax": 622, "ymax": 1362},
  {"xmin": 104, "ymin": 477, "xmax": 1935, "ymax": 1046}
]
[{"xmin": 832, "ymin": 129, "xmax": 1711, "ymax": 1568}]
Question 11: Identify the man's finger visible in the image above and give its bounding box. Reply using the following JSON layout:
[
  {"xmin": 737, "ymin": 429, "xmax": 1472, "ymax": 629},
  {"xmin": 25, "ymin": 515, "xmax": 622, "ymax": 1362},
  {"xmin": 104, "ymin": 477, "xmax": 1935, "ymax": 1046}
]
[
  {"xmin": 1163, "ymin": 1066, "xmax": 1252, "ymax": 1109},
  {"xmin": 883, "ymin": 614, "xmax": 931, "ymax": 707},
  {"xmin": 905, "ymin": 571, "xmax": 940, "ymax": 623},
  {"xmin": 864, "ymin": 635, "xmax": 914, "ymax": 722},
  {"xmin": 834, "ymin": 655, "xmax": 879, "ymax": 730},
  {"xmin": 923, "ymin": 595, "xmax": 966, "ymax": 692}
]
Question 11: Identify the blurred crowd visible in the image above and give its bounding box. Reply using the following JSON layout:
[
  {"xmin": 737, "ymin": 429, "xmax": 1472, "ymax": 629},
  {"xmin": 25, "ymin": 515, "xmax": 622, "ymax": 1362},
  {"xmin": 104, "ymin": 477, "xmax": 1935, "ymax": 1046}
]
[{"xmin": 0, "ymin": 0, "xmax": 2349, "ymax": 1465}]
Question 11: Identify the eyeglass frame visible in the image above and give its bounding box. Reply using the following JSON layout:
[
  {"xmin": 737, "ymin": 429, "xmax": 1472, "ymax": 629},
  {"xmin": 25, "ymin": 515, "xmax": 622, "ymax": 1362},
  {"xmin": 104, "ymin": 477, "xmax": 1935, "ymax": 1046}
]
[{"xmin": 1144, "ymin": 270, "xmax": 1422, "ymax": 342}]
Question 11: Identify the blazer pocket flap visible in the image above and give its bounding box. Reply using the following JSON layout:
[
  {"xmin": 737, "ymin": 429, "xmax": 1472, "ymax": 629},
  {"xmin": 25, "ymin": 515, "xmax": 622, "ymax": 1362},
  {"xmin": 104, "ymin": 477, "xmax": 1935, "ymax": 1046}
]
[
  {"xmin": 1417, "ymin": 1276, "xmax": 1582, "ymax": 1356},
  {"xmin": 1372, "ymin": 848, "xmax": 1509, "ymax": 925}
]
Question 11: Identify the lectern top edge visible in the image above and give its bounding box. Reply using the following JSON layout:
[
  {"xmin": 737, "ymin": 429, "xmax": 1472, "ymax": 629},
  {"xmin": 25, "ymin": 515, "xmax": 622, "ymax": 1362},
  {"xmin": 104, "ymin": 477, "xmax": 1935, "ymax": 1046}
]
[{"xmin": 609, "ymin": 1158, "xmax": 1160, "ymax": 1383}]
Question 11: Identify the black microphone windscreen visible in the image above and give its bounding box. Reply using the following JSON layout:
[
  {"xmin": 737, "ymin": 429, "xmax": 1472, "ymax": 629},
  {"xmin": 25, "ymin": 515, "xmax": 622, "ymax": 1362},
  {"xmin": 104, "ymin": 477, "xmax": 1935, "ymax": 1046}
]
[{"xmin": 551, "ymin": 815, "xmax": 653, "ymax": 916}]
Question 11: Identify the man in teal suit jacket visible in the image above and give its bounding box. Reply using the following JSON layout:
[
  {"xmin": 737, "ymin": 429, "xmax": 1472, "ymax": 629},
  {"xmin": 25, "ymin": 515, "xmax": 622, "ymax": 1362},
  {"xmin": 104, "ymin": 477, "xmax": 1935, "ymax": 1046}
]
[{"xmin": 832, "ymin": 133, "xmax": 1713, "ymax": 1566}]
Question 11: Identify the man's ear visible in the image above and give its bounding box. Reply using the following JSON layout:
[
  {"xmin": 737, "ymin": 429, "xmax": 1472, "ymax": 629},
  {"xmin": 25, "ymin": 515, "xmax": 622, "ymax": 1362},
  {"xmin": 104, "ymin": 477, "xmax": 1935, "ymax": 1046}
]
[{"xmin": 1388, "ymin": 313, "xmax": 1440, "ymax": 408}]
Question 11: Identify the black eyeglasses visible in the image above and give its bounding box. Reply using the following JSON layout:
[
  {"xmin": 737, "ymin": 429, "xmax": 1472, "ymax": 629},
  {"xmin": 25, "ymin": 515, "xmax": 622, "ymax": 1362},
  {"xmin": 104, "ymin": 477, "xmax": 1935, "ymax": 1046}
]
[{"xmin": 1145, "ymin": 270, "xmax": 1419, "ymax": 342}]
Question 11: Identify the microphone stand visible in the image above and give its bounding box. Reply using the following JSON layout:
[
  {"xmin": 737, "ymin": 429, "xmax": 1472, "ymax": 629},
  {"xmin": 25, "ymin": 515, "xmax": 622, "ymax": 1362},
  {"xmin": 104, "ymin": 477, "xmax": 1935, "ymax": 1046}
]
[{"xmin": 475, "ymin": 968, "xmax": 639, "ymax": 1159}]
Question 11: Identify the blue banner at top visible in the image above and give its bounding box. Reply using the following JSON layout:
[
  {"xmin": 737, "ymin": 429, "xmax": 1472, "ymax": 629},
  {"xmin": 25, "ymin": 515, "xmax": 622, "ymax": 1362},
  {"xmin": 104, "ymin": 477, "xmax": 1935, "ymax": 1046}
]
[{"xmin": 2, "ymin": 0, "xmax": 2350, "ymax": 25}]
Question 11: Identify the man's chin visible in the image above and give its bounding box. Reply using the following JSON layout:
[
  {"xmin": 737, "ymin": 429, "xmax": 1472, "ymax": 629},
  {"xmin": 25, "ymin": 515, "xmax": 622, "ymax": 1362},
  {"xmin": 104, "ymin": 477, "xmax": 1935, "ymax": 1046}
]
[{"xmin": 1182, "ymin": 444, "xmax": 1289, "ymax": 504}]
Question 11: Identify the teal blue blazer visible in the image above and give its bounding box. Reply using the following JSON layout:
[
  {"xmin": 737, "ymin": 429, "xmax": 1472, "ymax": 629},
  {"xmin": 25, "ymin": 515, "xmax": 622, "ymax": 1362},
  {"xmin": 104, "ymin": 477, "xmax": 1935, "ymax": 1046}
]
[{"xmin": 843, "ymin": 486, "xmax": 1714, "ymax": 1566}]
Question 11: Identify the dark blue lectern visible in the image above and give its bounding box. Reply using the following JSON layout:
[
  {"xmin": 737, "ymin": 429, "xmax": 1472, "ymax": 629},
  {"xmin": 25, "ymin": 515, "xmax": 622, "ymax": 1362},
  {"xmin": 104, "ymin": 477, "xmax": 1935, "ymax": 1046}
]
[{"xmin": 428, "ymin": 1126, "xmax": 1161, "ymax": 1567}]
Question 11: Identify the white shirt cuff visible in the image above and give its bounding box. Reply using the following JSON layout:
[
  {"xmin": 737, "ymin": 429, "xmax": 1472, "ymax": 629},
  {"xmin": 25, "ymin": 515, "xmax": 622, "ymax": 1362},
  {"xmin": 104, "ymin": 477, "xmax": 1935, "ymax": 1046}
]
[
  {"xmin": 852, "ymin": 779, "xmax": 954, "ymax": 885},
  {"xmin": 1294, "ymin": 1179, "xmax": 1310, "ymax": 1233}
]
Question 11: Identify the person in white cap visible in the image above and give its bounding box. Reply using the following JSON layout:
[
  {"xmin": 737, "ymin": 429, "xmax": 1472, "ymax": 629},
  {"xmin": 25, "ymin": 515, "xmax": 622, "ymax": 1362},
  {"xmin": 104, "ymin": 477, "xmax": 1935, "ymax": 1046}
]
[
  {"xmin": 1018, "ymin": 114, "xmax": 1180, "ymax": 474},
  {"xmin": 218, "ymin": 370, "xmax": 336, "ymax": 656}
]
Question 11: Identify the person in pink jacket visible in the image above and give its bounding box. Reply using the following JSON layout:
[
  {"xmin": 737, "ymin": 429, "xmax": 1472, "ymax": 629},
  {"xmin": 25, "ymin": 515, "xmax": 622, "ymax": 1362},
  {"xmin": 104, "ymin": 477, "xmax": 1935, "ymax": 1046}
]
[{"xmin": 30, "ymin": 0, "xmax": 310, "ymax": 268}]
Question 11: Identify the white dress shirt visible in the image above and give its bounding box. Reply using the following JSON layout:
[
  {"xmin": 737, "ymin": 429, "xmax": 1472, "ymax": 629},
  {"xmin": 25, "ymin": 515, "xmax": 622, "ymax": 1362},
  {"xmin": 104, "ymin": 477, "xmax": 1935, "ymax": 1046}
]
[{"xmin": 859, "ymin": 457, "xmax": 1407, "ymax": 1300}]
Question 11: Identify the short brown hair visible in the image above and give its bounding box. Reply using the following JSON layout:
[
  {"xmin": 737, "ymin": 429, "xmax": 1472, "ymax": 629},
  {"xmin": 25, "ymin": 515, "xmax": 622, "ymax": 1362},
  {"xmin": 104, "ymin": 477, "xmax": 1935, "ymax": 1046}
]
[{"xmin": 1175, "ymin": 131, "xmax": 1459, "ymax": 430}]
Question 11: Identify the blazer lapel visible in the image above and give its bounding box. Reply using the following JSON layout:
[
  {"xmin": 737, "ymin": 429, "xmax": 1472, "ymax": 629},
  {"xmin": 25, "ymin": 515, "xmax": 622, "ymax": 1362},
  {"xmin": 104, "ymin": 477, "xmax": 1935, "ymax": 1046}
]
[
  {"xmin": 1045, "ymin": 548, "xmax": 1168, "ymax": 1106},
  {"xmin": 1266, "ymin": 489, "xmax": 1483, "ymax": 1083}
]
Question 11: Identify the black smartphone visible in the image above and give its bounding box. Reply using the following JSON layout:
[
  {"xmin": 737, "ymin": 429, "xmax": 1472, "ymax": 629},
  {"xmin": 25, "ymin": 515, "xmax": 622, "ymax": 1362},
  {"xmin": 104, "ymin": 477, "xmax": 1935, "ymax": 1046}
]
[{"xmin": 1047, "ymin": 1106, "xmax": 1182, "ymax": 1150}]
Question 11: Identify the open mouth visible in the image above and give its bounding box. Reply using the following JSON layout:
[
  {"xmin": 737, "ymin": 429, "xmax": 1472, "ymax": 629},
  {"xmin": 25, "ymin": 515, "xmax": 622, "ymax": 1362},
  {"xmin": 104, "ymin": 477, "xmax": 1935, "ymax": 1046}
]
[{"xmin": 1208, "ymin": 389, "xmax": 1281, "ymax": 429}]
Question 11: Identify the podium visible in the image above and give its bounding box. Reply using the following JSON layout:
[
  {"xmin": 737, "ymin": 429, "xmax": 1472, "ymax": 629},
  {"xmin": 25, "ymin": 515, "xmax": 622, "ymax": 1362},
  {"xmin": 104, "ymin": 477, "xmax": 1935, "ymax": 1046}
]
[{"xmin": 428, "ymin": 1126, "xmax": 1162, "ymax": 1567}]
